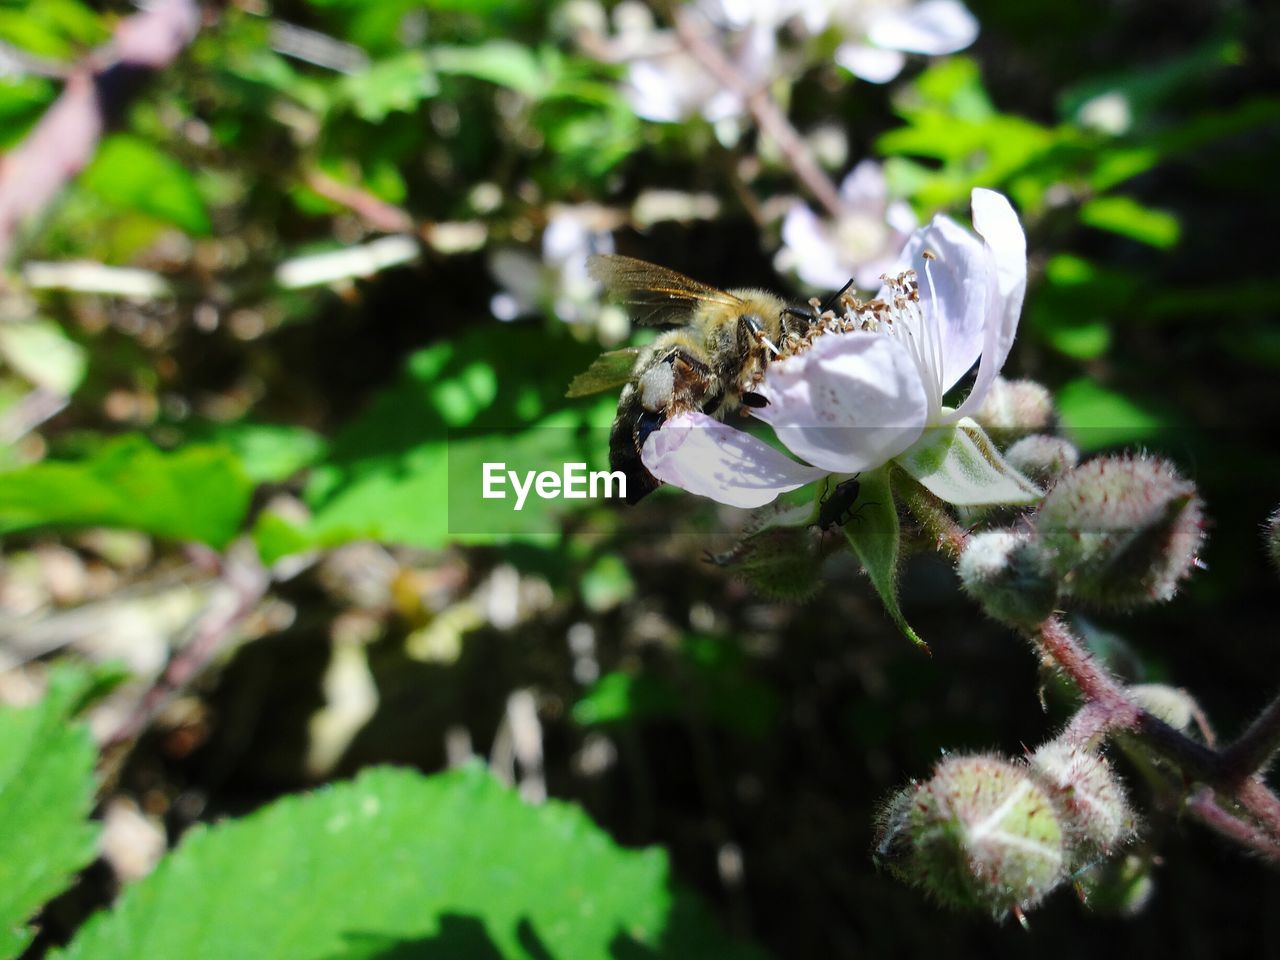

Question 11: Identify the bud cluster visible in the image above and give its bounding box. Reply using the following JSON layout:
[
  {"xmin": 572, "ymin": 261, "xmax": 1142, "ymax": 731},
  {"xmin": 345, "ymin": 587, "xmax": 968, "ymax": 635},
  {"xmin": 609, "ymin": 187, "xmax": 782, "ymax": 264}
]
[
  {"xmin": 873, "ymin": 738, "xmax": 1135, "ymax": 920},
  {"xmin": 957, "ymin": 453, "xmax": 1206, "ymax": 618}
]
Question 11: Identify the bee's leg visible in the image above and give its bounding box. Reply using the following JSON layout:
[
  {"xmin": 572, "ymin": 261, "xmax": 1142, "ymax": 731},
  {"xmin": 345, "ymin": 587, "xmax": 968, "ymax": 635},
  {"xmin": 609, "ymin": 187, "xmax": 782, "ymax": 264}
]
[{"xmin": 738, "ymin": 313, "xmax": 780, "ymax": 357}]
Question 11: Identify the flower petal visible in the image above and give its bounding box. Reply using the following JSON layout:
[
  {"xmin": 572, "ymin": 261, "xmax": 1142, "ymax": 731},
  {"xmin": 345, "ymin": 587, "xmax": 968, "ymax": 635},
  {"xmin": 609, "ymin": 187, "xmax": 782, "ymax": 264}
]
[
  {"xmin": 641, "ymin": 411, "xmax": 827, "ymax": 508},
  {"xmin": 781, "ymin": 204, "xmax": 849, "ymax": 290},
  {"xmin": 834, "ymin": 43, "xmax": 906, "ymax": 84},
  {"xmin": 955, "ymin": 188, "xmax": 1027, "ymax": 418},
  {"xmin": 755, "ymin": 332, "xmax": 929, "ymax": 472},
  {"xmin": 879, "ymin": 213, "xmax": 989, "ymax": 394},
  {"xmin": 868, "ymin": 0, "xmax": 979, "ymax": 56},
  {"xmin": 838, "ymin": 159, "xmax": 888, "ymax": 210}
]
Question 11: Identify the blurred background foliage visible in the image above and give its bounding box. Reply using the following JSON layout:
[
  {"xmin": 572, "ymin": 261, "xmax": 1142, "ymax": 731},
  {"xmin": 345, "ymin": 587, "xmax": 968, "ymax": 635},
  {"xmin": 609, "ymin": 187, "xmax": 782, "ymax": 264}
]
[{"xmin": 1, "ymin": 0, "xmax": 1279, "ymax": 956}]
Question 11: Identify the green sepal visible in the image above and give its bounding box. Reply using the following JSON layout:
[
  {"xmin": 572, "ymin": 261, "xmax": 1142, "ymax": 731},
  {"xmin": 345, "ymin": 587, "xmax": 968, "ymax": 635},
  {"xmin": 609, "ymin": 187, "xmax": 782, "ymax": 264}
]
[
  {"xmin": 842, "ymin": 467, "xmax": 928, "ymax": 652},
  {"xmin": 894, "ymin": 419, "xmax": 1041, "ymax": 507}
]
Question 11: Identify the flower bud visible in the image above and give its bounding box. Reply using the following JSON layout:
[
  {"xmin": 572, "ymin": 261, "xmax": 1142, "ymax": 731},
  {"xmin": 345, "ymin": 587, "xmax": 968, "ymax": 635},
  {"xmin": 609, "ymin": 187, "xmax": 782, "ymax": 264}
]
[
  {"xmin": 1075, "ymin": 853, "xmax": 1155, "ymax": 917},
  {"xmin": 709, "ymin": 524, "xmax": 821, "ymax": 602},
  {"xmin": 1034, "ymin": 455, "xmax": 1205, "ymax": 608},
  {"xmin": 1265, "ymin": 506, "xmax": 1280, "ymax": 574},
  {"xmin": 1004, "ymin": 434, "xmax": 1079, "ymax": 485},
  {"xmin": 1129, "ymin": 683, "xmax": 1201, "ymax": 733},
  {"xmin": 873, "ymin": 755, "xmax": 1069, "ymax": 918},
  {"xmin": 1028, "ymin": 742, "xmax": 1134, "ymax": 865},
  {"xmin": 971, "ymin": 378, "xmax": 1055, "ymax": 446},
  {"xmin": 957, "ymin": 530, "xmax": 1058, "ymax": 627}
]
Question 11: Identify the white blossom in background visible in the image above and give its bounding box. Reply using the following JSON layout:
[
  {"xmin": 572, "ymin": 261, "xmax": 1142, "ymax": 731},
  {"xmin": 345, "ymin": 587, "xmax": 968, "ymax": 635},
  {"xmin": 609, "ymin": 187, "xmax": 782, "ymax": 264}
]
[
  {"xmin": 776, "ymin": 159, "xmax": 918, "ymax": 292},
  {"xmin": 815, "ymin": 0, "xmax": 980, "ymax": 83},
  {"xmin": 615, "ymin": 1, "xmax": 778, "ymax": 124},
  {"xmin": 489, "ymin": 210, "xmax": 616, "ymax": 327},
  {"xmin": 642, "ymin": 188, "xmax": 1027, "ymax": 507}
]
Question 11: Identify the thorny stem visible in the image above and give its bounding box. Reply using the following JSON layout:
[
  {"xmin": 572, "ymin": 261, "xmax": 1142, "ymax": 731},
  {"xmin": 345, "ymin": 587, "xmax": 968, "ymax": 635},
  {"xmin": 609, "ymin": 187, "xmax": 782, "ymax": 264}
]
[
  {"xmin": 1030, "ymin": 615, "xmax": 1280, "ymax": 858},
  {"xmin": 893, "ymin": 471, "xmax": 970, "ymax": 560},
  {"xmin": 668, "ymin": 6, "xmax": 845, "ymax": 218}
]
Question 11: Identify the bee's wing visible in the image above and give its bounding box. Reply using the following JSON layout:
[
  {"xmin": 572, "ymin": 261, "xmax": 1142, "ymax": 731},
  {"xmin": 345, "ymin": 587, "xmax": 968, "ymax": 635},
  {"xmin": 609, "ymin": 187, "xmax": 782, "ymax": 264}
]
[
  {"xmin": 565, "ymin": 347, "xmax": 642, "ymax": 397},
  {"xmin": 588, "ymin": 254, "xmax": 743, "ymax": 326}
]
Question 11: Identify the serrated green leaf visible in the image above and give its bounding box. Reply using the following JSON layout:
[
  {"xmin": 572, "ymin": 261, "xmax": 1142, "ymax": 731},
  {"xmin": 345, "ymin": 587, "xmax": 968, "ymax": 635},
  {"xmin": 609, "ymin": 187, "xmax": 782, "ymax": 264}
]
[
  {"xmin": 79, "ymin": 135, "xmax": 211, "ymax": 235},
  {"xmin": 893, "ymin": 421, "xmax": 1041, "ymax": 507},
  {"xmin": 842, "ymin": 468, "xmax": 925, "ymax": 651},
  {"xmin": 0, "ymin": 669, "xmax": 100, "ymax": 960},
  {"xmin": 53, "ymin": 765, "xmax": 761, "ymax": 960},
  {"xmin": 181, "ymin": 421, "xmax": 327, "ymax": 484},
  {"xmin": 0, "ymin": 436, "xmax": 253, "ymax": 547}
]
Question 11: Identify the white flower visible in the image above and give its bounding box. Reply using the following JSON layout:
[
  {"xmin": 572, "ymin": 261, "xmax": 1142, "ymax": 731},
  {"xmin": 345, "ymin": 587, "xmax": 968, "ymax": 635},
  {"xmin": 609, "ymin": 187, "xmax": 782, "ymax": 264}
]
[
  {"xmin": 621, "ymin": 18, "xmax": 777, "ymax": 124},
  {"xmin": 776, "ymin": 159, "xmax": 918, "ymax": 291},
  {"xmin": 490, "ymin": 209, "xmax": 615, "ymax": 325},
  {"xmin": 826, "ymin": 0, "xmax": 979, "ymax": 84},
  {"xmin": 640, "ymin": 188, "xmax": 1026, "ymax": 507}
]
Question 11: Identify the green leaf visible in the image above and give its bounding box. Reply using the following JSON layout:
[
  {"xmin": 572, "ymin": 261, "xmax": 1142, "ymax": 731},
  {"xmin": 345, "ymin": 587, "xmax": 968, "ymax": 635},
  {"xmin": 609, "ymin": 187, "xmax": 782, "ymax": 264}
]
[
  {"xmin": 430, "ymin": 43, "xmax": 557, "ymax": 98},
  {"xmin": 1055, "ymin": 379, "xmax": 1167, "ymax": 451},
  {"xmin": 1079, "ymin": 196, "xmax": 1181, "ymax": 249},
  {"xmin": 0, "ymin": 436, "xmax": 253, "ymax": 548},
  {"xmin": 338, "ymin": 51, "xmax": 438, "ymax": 122},
  {"xmin": 302, "ymin": 328, "xmax": 612, "ymax": 550},
  {"xmin": 0, "ymin": 319, "xmax": 87, "ymax": 395},
  {"xmin": 181, "ymin": 422, "xmax": 327, "ymax": 484},
  {"xmin": 842, "ymin": 468, "xmax": 925, "ymax": 651},
  {"xmin": 893, "ymin": 421, "xmax": 1042, "ymax": 507},
  {"xmin": 79, "ymin": 135, "xmax": 211, "ymax": 235},
  {"xmin": 0, "ymin": 668, "xmax": 100, "ymax": 960},
  {"xmin": 53, "ymin": 765, "xmax": 761, "ymax": 960}
]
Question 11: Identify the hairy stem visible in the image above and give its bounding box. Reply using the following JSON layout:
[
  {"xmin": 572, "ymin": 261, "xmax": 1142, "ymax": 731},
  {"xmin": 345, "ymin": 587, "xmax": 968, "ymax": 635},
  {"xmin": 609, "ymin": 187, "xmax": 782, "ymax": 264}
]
[
  {"xmin": 892, "ymin": 472, "xmax": 970, "ymax": 561},
  {"xmin": 1219, "ymin": 687, "xmax": 1280, "ymax": 782},
  {"xmin": 1185, "ymin": 787, "xmax": 1280, "ymax": 864}
]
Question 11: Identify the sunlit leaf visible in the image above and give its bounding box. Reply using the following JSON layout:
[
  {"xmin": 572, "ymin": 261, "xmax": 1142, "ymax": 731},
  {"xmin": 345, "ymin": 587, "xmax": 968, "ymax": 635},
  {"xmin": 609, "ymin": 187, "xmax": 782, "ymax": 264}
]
[
  {"xmin": 0, "ymin": 436, "xmax": 252, "ymax": 548},
  {"xmin": 52, "ymin": 765, "xmax": 761, "ymax": 960},
  {"xmin": 0, "ymin": 668, "xmax": 100, "ymax": 960},
  {"xmin": 79, "ymin": 135, "xmax": 211, "ymax": 235}
]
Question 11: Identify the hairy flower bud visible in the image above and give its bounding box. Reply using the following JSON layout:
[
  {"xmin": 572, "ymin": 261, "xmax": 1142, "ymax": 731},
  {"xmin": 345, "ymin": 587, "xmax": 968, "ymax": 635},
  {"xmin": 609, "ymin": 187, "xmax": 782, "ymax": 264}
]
[
  {"xmin": 1129, "ymin": 683, "xmax": 1201, "ymax": 733},
  {"xmin": 971, "ymin": 378, "xmax": 1055, "ymax": 446},
  {"xmin": 1004, "ymin": 434, "xmax": 1079, "ymax": 485},
  {"xmin": 1076, "ymin": 853, "xmax": 1155, "ymax": 917},
  {"xmin": 708, "ymin": 524, "xmax": 822, "ymax": 602},
  {"xmin": 1028, "ymin": 742, "xmax": 1134, "ymax": 865},
  {"xmin": 873, "ymin": 755, "xmax": 1069, "ymax": 919},
  {"xmin": 957, "ymin": 530, "xmax": 1058, "ymax": 627},
  {"xmin": 1034, "ymin": 454, "xmax": 1206, "ymax": 608},
  {"xmin": 1265, "ymin": 506, "xmax": 1280, "ymax": 574}
]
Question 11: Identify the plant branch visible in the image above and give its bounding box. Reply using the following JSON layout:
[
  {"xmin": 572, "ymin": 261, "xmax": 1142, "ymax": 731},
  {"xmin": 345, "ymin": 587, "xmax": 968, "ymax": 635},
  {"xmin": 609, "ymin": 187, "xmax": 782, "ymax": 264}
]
[
  {"xmin": 0, "ymin": 0, "xmax": 201, "ymax": 266},
  {"xmin": 1219, "ymin": 686, "xmax": 1280, "ymax": 782},
  {"xmin": 668, "ymin": 7, "xmax": 844, "ymax": 218},
  {"xmin": 1185, "ymin": 787, "xmax": 1280, "ymax": 864}
]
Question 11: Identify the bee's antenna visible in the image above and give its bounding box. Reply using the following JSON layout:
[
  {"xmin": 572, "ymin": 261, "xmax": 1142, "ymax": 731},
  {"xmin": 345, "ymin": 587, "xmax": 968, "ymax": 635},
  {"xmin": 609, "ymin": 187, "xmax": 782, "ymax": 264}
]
[{"xmin": 819, "ymin": 278, "xmax": 856, "ymax": 313}]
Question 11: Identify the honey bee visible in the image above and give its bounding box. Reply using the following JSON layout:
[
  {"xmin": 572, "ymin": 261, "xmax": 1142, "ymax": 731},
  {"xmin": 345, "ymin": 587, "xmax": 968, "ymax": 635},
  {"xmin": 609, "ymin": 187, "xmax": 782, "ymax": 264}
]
[{"xmin": 567, "ymin": 255, "xmax": 823, "ymax": 503}]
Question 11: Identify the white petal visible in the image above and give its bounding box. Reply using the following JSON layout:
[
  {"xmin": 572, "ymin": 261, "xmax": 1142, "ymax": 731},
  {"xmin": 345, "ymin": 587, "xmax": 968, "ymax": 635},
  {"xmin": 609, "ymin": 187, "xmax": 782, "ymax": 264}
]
[
  {"xmin": 885, "ymin": 198, "xmax": 918, "ymax": 236},
  {"xmin": 880, "ymin": 213, "xmax": 989, "ymax": 394},
  {"xmin": 868, "ymin": 0, "xmax": 979, "ymax": 56},
  {"xmin": 641, "ymin": 412, "xmax": 826, "ymax": 508},
  {"xmin": 956, "ymin": 188, "xmax": 1028, "ymax": 417},
  {"xmin": 781, "ymin": 204, "xmax": 850, "ymax": 290},
  {"xmin": 834, "ymin": 43, "xmax": 906, "ymax": 84},
  {"xmin": 755, "ymin": 332, "xmax": 929, "ymax": 472},
  {"xmin": 838, "ymin": 159, "xmax": 888, "ymax": 210}
]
